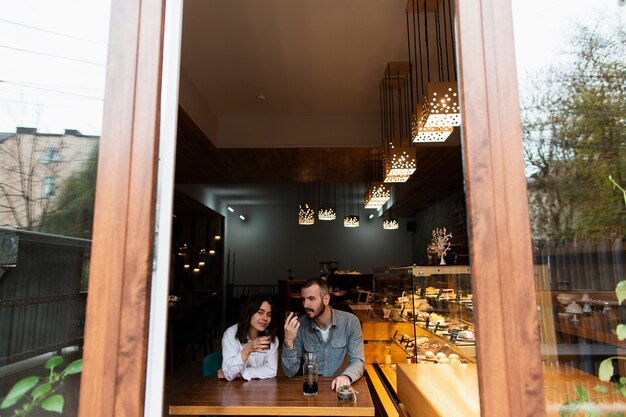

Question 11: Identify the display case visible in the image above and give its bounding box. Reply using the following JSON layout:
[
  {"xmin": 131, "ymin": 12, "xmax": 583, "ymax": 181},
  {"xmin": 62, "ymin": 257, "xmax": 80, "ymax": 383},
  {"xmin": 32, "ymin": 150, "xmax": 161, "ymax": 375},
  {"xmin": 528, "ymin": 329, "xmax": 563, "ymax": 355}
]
[{"xmin": 371, "ymin": 265, "xmax": 475, "ymax": 364}]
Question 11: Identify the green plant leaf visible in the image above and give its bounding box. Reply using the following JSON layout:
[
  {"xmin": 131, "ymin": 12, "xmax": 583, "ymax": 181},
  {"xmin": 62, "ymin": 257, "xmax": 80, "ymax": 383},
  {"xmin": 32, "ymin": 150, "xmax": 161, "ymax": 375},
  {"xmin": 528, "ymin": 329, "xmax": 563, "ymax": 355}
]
[
  {"xmin": 61, "ymin": 359, "xmax": 83, "ymax": 376},
  {"xmin": 41, "ymin": 395, "xmax": 64, "ymax": 414},
  {"xmin": 599, "ymin": 359, "xmax": 615, "ymax": 382},
  {"xmin": 575, "ymin": 385, "xmax": 589, "ymax": 401},
  {"xmin": 0, "ymin": 376, "xmax": 39, "ymax": 409},
  {"xmin": 593, "ymin": 385, "xmax": 608, "ymax": 392},
  {"xmin": 620, "ymin": 377, "xmax": 626, "ymax": 385},
  {"xmin": 617, "ymin": 280, "xmax": 626, "ymax": 305},
  {"xmin": 621, "ymin": 385, "xmax": 626, "ymax": 398},
  {"xmin": 44, "ymin": 356, "xmax": 64, "ymax": 370},
  {"xmin": 617, "ymin": 324, "xmax": 626, "ymax": 341},
  {"xmin": 31, "ymin": 383, "xmax": 52, "ymax": 400}
]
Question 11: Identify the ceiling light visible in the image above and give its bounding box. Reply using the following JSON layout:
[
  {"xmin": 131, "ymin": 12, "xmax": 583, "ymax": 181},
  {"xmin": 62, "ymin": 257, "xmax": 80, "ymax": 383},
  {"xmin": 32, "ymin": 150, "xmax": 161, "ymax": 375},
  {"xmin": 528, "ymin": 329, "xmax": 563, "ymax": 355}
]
[
  {"xmin": 256, "ymin": 94, "xmax": 266, "ymax": 101},
  {"xmin": 214, "ymin": 235, "xmax": 221, "ymax": 240},
  {"xmin": 209, "ymin": 250, "xmax": 216, "ymax": 255},
  {"xmin": 198, "ymin": 261, "xmax": 205, "ymax": 267},
  {"xmin": 412, "ymin": 104, "xmax": 454, "ymax": 143},
  {"xmin": 422, "ymin": 82, "xmax": 461, "ymax": 128},
  {"xmin": 344, "ymin": 215, "xmax": 360, "ymax": 228},
  {"xmin": 383, "ymin": 218, "xmax": 399, "ymax": 230},
  {"xmin": 407, "ymin": 1, "xmax": 460, "ymax": 141},
  {"xmin": 379, "ymin": 63, "xmax": 416, "ymax": 182},
  {"xmin": 364, "ymin": 182, "xmax": 391, "ymax": 209},
  {"xmin": 239, "ymin": 215, "xmax": 246, "ymax": 221},
  {"xmin": 369, "ymin": 213, "xmax": 374, "ymax": 219},
  {"xmin": 343, "ymin": 183, "xmax": 359, "ymax": 227},
  {"xmin": 384, "ymin": 140, "xmax": 416, "ymax": 182},
  {"xmin": 318, "ymin": 207, "xmax": 336, "ymax": 221},
  {"xmin": 227, "ymin": 206, "xmax": 234, "ymax": 212},
  {"xmin": 318, "ymin": 183, "xmax": 337, "ymax": 221},
  {"xmin": 298, "ymin": 203, "xmax": 315, "ymax": 225}
]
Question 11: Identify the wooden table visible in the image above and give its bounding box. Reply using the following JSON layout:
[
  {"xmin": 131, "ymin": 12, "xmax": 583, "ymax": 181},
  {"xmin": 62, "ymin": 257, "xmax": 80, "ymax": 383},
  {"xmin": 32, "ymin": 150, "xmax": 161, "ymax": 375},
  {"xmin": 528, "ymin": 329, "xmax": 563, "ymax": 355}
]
[{"xmin": 169, "ymin": 376, "xmax": 375, "ymax": 416}]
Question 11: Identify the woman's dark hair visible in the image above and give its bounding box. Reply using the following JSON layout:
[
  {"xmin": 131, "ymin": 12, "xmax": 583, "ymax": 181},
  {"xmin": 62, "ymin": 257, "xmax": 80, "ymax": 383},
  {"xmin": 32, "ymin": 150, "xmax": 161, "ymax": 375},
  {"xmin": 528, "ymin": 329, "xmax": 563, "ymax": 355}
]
[{"xmin": 235, "ymin": 293, "xmax": 278, "ymax": 343}]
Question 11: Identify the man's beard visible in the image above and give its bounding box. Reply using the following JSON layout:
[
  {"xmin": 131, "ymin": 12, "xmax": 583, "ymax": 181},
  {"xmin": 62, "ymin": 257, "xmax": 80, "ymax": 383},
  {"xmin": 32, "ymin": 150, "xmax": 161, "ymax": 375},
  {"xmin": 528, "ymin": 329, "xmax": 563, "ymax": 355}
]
[{"xmin": 307, "ymin": 303, "xmax": 326, "ymax": 321}]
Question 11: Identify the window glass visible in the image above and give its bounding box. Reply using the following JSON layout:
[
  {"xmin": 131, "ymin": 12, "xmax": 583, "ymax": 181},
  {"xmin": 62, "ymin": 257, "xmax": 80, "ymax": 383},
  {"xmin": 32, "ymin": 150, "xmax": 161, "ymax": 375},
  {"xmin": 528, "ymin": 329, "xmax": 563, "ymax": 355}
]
[
  {"xmin": 512, "ymin": 1, "xmax": 626, "ymax": 414},
  {"xmin": 0, "ymin": 1, "xmax": 110, "ymax": 415}
]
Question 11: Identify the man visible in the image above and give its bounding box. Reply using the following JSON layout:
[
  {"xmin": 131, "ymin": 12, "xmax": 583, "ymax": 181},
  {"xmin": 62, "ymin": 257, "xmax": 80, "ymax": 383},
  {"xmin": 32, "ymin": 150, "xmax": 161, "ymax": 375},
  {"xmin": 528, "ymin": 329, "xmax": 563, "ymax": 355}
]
[{"xmin": 282, "ymin": 277, "xmax": 365, "ymax": 391}]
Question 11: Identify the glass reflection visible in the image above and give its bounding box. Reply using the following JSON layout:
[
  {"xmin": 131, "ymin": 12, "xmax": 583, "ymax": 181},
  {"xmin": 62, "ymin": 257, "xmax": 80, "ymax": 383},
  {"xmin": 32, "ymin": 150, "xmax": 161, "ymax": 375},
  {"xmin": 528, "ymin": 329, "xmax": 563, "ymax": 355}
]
[
  {"xmin": 513, "ymin": 0, "xmax": 626, "ymax": 415},
  {"xmin": 0, "ymin": 1, "xmax": 110, "ymax": 415}
]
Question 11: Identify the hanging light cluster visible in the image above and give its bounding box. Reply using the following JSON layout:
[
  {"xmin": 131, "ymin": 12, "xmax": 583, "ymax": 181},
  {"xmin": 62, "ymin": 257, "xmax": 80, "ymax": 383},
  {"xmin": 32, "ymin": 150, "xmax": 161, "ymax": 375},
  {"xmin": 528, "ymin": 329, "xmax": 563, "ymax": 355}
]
[
  {"xmin": 380, "ymin": 62, "xmax": 416, "ymax": 183},
  {"xmin": 407, "ymin": 0, "xmax": 460, "ymax": 143}
]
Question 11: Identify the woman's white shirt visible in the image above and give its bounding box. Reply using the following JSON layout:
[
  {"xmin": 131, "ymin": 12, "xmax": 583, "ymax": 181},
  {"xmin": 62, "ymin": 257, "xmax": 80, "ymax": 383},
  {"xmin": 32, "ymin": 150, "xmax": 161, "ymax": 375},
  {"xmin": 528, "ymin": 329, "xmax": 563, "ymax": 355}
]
[{"xmin": 221, "ymin": 324, "xmax": 278, "ymax": 381}]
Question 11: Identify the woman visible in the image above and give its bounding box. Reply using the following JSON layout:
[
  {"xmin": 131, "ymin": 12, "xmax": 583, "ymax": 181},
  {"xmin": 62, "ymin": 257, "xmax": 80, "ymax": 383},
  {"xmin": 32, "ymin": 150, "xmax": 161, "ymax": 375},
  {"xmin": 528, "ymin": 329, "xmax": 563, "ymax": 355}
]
[{"xmin": 219, "ymin": 293, "xmax": 279, "ymax": 381}]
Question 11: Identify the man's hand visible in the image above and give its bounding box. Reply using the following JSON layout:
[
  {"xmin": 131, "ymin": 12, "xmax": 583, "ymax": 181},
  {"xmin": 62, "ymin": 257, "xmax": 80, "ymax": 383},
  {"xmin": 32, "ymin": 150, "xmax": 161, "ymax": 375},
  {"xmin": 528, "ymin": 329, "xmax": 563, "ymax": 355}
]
[
  {"xmin": 283, "ymin": 312, "xmax": 300, "ymax": 349},
  {"xmin": 331, "ymin": 375, "xmax": 351, "ymax": 391}
]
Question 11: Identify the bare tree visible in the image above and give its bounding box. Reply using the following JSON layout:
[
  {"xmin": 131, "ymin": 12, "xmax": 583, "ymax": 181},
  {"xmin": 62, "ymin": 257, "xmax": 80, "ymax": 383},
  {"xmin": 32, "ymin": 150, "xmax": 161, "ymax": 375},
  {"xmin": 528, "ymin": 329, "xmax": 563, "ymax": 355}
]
[{"xmin": 522, "ymin": 19, "xmax": 626, "ymax": 241}]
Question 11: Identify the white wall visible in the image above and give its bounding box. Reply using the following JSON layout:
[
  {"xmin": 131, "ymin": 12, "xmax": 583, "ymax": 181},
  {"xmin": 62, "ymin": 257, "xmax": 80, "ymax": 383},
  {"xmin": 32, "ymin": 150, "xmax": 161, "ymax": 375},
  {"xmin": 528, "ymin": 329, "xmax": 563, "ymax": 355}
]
[{"xmin": 226, "ymin": 203, "xmax": 413, "ymax": 285}]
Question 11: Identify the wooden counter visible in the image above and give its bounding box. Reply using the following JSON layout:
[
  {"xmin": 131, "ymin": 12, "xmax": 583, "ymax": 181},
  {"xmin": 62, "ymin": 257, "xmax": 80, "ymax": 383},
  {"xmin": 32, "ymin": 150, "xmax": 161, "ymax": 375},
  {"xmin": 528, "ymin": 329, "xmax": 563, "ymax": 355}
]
[
  {"xmin": 392, "ymin": 363, "xmax": 626, "ymax": 417},
  {"xmin": 169, "ymin": 376, "xmax": 374, "ymax": 416},
  {"xmin": 396, "ymin": 363, "xmax": 480, "ymax": 417}
]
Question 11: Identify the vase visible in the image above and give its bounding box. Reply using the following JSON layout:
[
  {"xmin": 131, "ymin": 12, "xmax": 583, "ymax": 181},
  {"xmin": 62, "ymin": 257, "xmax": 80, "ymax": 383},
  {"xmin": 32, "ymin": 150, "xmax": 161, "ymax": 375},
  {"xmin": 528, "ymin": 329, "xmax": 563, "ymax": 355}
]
[{"xmin": 439, "ymin": 255, "xmax": 446, "ymax": 265}]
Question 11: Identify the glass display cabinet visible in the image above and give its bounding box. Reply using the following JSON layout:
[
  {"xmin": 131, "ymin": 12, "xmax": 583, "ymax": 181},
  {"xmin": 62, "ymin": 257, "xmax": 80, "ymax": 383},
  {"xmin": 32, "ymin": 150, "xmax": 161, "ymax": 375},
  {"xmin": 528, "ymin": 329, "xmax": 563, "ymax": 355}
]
[{"xmin": 371, "ymin": 265, "xmax": 474, "ymax": 363}]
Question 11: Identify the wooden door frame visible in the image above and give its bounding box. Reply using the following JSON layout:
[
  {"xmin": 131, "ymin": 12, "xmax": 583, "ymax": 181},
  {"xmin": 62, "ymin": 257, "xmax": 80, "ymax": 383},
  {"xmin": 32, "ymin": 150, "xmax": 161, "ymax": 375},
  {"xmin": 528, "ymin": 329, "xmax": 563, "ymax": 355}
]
[
  {"xmin": 78, "ymin": 0, "xmax": 165, "ymax": 416},
  {"xmin": 456, "ymin": 1, "xmax": 546, "ymax": 416},
  {"xmin": 76, "ymin": 0, "xmax": 546, "ymax": 416}
]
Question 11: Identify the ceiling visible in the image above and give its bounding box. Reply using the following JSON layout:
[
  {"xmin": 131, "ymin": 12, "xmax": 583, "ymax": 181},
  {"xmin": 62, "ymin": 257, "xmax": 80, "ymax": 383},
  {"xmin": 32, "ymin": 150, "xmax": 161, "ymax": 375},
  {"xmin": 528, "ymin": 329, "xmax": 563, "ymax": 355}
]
[{"xmin": 174, "ymin": 0, "xmax": 463, "ymax": 217}]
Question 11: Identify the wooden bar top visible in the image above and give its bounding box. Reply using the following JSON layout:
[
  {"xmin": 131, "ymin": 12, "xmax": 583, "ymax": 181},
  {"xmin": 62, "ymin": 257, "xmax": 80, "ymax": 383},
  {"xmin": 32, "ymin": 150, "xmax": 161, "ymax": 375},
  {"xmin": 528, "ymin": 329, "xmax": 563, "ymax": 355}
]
[
  {"xmin": 393, "ymin": 363, "xmax": 626, "ymax": 417},
  {"xmin": 169, "ymin": 376, "xmax": 374, "ymax": 416},
  {"xmin": 396, "ymin": 363, "xmax": 480, "ymax": 417}
]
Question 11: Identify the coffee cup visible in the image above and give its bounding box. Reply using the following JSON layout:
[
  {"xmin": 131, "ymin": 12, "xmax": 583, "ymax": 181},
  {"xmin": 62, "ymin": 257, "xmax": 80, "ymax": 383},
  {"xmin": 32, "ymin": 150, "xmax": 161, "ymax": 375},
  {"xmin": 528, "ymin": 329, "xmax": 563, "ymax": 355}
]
[{"xmin": 258, "ymin": 335, "xmax": 271, "ymax": 351}]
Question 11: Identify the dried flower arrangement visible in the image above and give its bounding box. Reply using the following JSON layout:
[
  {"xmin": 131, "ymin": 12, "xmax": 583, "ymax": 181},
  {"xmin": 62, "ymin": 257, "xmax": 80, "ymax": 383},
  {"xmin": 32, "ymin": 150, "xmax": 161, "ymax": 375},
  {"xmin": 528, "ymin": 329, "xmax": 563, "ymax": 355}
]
[{"xmin": 427, "ymin": 227, "xmax": 452, "ymax": 265}]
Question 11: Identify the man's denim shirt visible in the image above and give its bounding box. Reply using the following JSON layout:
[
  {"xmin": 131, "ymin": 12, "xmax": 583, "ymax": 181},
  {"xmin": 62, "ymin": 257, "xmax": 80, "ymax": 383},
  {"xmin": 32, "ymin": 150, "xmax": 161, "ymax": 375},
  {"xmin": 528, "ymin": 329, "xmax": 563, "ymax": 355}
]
[{"xmin": 281, "ymin": 308, "xmax": 365, "ymax": 382}]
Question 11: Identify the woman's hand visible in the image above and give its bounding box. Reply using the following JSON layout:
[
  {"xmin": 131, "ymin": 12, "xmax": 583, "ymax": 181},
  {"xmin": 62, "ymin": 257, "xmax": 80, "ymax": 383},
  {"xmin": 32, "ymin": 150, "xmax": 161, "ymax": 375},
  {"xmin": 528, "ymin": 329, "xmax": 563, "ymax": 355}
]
[
  {"xmin": 217, "ymin": 369, "xmax": 225, "ymax": 379},
  {"xmin": 283, "ymin": 312, "xmax": 300, "ymax": 349},
  {"xmin": 248, "ymin": 336, "xmax": 270, "ymax": 353}
]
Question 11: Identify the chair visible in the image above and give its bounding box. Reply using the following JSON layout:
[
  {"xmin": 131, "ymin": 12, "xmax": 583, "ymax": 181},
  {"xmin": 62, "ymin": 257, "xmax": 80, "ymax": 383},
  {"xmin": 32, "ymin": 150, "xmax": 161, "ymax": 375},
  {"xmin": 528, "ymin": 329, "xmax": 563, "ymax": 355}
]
[
  {"xmin": 202, "ymin": 351, "xmax": 223, "ymax": 377},
  {"xmin": 175, "ymin": 303, "xmax": 214, "ymax": 365}
]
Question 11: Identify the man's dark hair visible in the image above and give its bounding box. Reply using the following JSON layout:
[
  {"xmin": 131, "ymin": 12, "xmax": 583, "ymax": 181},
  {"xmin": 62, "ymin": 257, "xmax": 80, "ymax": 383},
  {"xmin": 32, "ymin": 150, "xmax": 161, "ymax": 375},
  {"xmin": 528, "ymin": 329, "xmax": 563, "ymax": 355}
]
[
  {"xmin": 235, "ymin": 293, "xmax": 277, "ymax": 343},
  {"xmin": 302, "ymin": 277, "xmax": 329, "ymax": 297}
]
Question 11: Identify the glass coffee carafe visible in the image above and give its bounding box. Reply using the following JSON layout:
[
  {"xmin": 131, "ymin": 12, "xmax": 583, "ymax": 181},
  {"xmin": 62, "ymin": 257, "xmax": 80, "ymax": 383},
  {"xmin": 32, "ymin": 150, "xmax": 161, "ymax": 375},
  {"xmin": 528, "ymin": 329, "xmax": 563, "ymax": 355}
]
[{"xmin": 302, "ymin": 352, "xmax": 318, "ymax": 396}]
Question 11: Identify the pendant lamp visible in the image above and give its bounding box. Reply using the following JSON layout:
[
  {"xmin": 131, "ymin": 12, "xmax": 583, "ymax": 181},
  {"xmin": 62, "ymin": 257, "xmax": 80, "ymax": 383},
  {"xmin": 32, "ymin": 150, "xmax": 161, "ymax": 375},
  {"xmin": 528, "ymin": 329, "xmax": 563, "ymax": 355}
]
[
  {"xmin": 298, "ymin": 183, "xmax": 315, "ymax": 225},
  {"xmin": 380, "ymin": 62, "xmax": 416, "ymax": 183},
  {"xmin": 407, "ymin": 0, "xmax": 460, "ymax": 143},
  {"xmin": 343, "ymin": 182, "xmax": 360, "ymax": 227}
]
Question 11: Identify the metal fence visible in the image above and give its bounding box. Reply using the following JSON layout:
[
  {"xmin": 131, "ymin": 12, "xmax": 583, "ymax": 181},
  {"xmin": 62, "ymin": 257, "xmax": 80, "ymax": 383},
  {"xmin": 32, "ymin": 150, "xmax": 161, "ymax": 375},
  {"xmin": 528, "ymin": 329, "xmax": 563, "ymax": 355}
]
[{"xmin": 0, "ymin": 227, "xmax": 89, "ymax": 366}]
